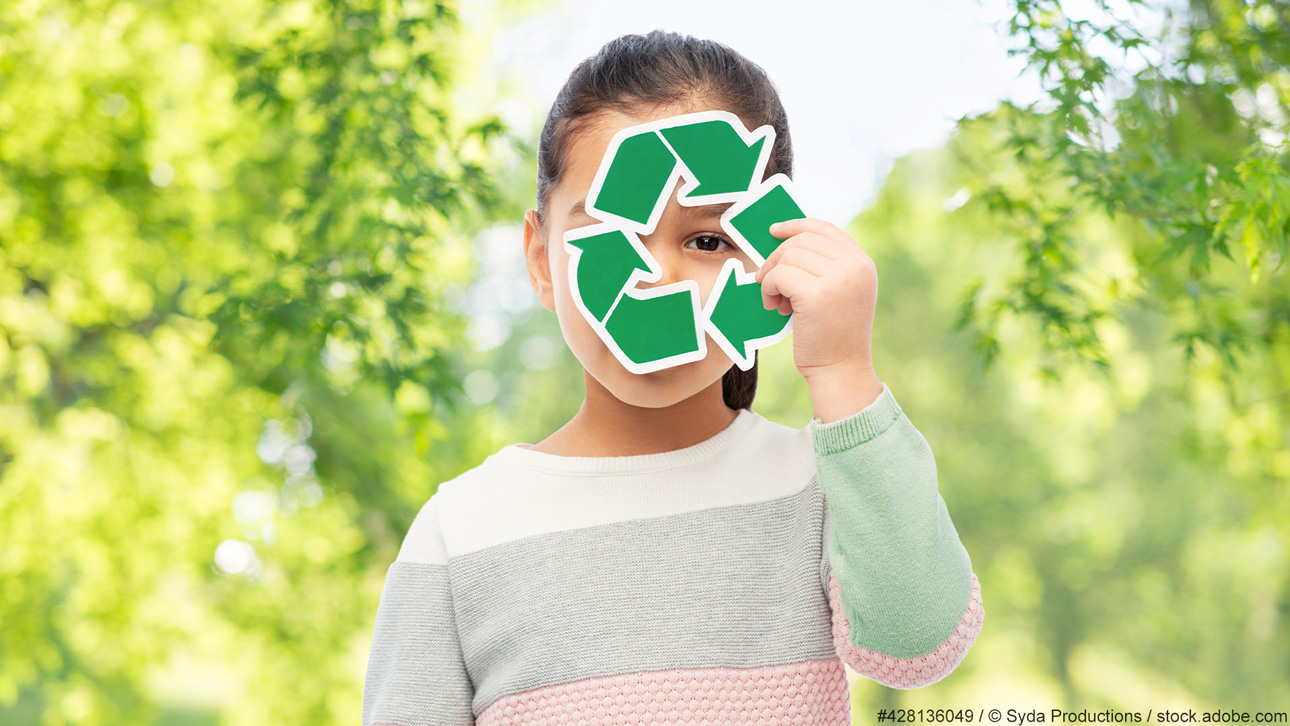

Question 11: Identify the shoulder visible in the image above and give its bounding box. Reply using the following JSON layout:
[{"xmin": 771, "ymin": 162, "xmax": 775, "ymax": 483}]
[
  {"xmin": 737, "ymin": 408, "xmax": 817, "ymax": 475},
  {"xmin": 687, "ymin": 408, "xmax": 821, "ymax": 505},
  {"xmin": 393, "ymin": 448, "xmax": 511, "ymax": 566}
]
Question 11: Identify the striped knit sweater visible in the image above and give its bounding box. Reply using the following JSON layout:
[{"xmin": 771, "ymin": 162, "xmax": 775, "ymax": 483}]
[{"xmin": 362, "ymin": 382, "xmax": 985, "ymax": 725}]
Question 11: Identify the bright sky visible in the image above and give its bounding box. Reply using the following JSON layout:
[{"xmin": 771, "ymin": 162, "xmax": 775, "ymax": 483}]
[{"xmin": 463, "ymin": 0, "xmax": 1046, "ymax": 224}]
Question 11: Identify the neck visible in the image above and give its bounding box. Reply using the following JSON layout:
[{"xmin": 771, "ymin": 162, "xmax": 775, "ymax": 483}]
[{"xmin": 533, "ymin": 371, "xmax": 740, "ymax": 457}]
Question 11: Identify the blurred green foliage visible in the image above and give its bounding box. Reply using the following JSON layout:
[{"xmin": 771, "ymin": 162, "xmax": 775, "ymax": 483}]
[
  {"xmin": 1, "ymin": 0, "xmax": 1286, "ymax": 725},
  {"xmin": 1, "ymin": 0, "xmax": 528, "ymax": 723},
  {"xmin": 958, "ymin": 0, "xmax": 1289, "ymax": 381}
]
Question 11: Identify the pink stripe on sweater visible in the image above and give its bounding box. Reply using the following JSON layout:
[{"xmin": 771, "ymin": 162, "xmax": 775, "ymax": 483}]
[
  {"xmin": 476, "ymin": 657, "xmax": 851, "ymax": 726},
  {"xmin": 827, "ymin": 568, "xmax": 984, "ymax": 689}
]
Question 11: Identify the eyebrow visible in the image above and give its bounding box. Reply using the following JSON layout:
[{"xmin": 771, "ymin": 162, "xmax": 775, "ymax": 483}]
[{"xmin": 568, "ymin": 198, "xmax": 735, "ymax": 221}]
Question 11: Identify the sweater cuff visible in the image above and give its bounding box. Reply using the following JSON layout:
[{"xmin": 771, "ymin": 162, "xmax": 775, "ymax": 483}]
[{"xmin": 809, "ymin": 382, "xmax": 903, "ymax": 456}]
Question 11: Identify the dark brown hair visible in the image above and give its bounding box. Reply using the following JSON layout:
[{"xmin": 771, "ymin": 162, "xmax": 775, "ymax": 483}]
[{"xmin": 535, "ymin": 30, "xmax": 793, "ymax": 411}]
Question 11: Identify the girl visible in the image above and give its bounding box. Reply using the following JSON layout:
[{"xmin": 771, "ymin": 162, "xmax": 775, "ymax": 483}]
[{"xmin": 363, "ymin": 30, "xmax": 984, "ymax": 726}]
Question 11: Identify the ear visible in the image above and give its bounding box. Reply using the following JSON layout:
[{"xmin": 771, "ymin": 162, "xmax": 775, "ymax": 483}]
[{"xmin": 523, "ymin": 209, "xmax": 556, "ymax": 313}]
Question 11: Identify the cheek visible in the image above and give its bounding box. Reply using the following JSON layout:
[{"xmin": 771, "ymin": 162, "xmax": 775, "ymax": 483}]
[
  {"xmin": 548, "ymin": 244, "xmax": 580, "ymax": 327},
  {"xmin": 548, "ymin": 241, "xmax": 608, "ymax": 359}
]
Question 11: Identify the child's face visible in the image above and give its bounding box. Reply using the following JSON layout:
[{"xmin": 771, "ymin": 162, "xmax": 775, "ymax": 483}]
[{"xmin": 523, "ymin": 105, "xmax": 761, "ymax": 409}]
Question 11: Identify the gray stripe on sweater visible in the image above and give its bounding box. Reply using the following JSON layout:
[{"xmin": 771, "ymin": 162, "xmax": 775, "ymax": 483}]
[
  {"xmin": 363, "ymin": 562, "xmax": 475, "ymax": 726},
  {"xmin": 449, "ymin": 476, "xmax": 833, "ymax": 715}
]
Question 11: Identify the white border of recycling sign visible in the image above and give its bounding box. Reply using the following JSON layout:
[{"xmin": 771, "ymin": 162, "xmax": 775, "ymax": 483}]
[{"xmin": 563, "ymin": 110, "xmax": 809, "ymax": 375}]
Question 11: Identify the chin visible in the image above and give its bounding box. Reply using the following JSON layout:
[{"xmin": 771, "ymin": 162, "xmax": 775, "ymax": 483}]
[
  {"xmin": 605, "ymin": 357, "xmax": 726, "ymax": 409},
  {"xmin": 604, "ymin": 371, "xmax": 691, "ymax": 409}
]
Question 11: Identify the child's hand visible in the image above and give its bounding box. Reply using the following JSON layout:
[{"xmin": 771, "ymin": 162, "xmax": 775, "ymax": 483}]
[{"xmin": 754, "ymin": 218, "xmax": 883, "ymax": 422}]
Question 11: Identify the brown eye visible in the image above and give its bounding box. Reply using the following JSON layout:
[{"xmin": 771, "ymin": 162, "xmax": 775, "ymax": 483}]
[{"xmin": 686, "ymin": 234, "xmax": 734, "ymax": 254}]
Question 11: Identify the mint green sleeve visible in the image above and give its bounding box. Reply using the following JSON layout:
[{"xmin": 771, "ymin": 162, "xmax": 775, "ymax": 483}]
[{"xmin": 809, "ymin": 381, "xmax": 985, "ymax": 689}]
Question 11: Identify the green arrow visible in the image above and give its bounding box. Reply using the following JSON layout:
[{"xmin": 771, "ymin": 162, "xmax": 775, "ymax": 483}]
[
  {"xmin": 726, "ymin": 181, "xmax": 806, "ymax": 262},
  {"xmin": 707, "ymin": 268, "xmax": 791, "ymax": 365},
  {"xmin": 604, "ymin": 290, "xmax": 701, "ymax": 365},
  {"xmin": 660, "ymin": 120, "xmax": 766, "ymax": 197},
  {"xmin": 590, "ymin": 131, "xmax": 677, "ymax": 227},
  {"xmin": 566, "ymin": 228, "xmax": 652, "ymax": 322}
]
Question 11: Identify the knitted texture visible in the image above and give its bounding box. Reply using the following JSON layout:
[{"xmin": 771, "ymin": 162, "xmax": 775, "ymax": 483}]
[
  {"xmin": 810, "ymin": 383, "xmax": 979, "ymax": 659},
  {"xmin": 828, "ymin": 567, "xmax": 985, "ymax": 689},
  {"xmin": 362, "ymin": 382, "xmax": 983, "ymax": 726},
  {"xmin": 474, "ymin": 658, "xmax": 850, "ymax": 726}
]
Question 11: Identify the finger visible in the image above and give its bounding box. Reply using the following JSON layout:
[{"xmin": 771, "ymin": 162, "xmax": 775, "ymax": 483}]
[
  {"xmin": 760, "ymin": 289, "xmax": 792, "ymax": 315},
  {"xmin": 763, "ymin": 244, "xmax": 837, "ymax": 280},
  {"xmin": 769, "ymin": 218, "xmax": 859, "ymax": 256},
  {"xmin": 761, "ymin": 228, "xmax": 854, "ymax": 270},
  {"xmin": 760, "ymin": 264, "xmax": 819, "ymax": 309},
  {"xmin": 756, "ymin": 232, "xmax": 839, "ymax": 282},
  {"xmin": 769, "ymin": 217, "xmax": 846, "ymax": 240}
]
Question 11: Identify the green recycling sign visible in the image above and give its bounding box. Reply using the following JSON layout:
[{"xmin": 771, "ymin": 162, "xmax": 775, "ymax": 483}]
[{"xmin": 564, "ymin": 110, "xmax": 808, "ymax": 375}]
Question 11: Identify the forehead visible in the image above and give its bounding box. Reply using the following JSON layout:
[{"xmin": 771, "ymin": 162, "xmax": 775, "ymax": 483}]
[{"xmin": 563, "ymin": 110, "xmax": 648, "ymax": 172}]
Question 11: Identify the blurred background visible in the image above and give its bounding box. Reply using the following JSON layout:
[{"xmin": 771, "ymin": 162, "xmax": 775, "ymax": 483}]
[{"xmin": 1, "ymin": 0, "xmax": 1287, "ymax": 723}]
